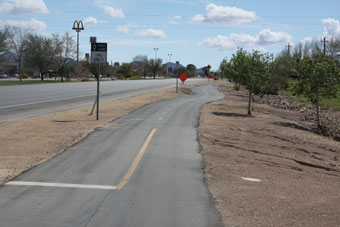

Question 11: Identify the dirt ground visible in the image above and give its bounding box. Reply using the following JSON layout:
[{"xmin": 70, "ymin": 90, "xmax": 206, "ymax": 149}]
[
  {"xmin": 0, "ymin": 81, "xmax": 208, "ymax": 184},
  {"xmin": 199, "ymin": 84, "xmax": 340, "ymax": 227}
]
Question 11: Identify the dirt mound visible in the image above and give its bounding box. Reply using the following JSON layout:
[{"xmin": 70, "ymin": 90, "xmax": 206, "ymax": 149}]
[{"xmin": 253, "ymin": 94, "xmax": 340, "ymax": 141}]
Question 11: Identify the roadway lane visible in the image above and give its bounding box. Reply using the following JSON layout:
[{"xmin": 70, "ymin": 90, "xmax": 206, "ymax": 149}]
[
  {"xmin": 0, "ymin": 78, "xmax": 204, "ymax": 123},
  {"xmin": 0, "ymin": 84, "xmax": 223, "ymax": 227}
]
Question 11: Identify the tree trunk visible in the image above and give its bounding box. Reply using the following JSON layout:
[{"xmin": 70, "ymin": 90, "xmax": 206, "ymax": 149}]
[
  {"xmin": 18, "ymin": 60, "xmax": 22, "ymax": 82},
  {"xmin": 316, "ymin": 88, "xmax": 321, "ymax": 129},
  {"xmin": 40, "ymin": 69, "xmax": 44, "ymax": 81},
  {"xmin": 247, "ymin": 91, "xmax": 252, "ymax": 115}
]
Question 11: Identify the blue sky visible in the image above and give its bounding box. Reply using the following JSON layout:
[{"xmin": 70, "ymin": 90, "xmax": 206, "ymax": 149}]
[{"xmin": 1, "ymin": 0, "xmax": 340, "ymax": 70}]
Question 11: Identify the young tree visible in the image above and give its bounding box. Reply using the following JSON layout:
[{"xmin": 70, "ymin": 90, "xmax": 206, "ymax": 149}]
[
  {"xmin": 0, "ymin": 27, "xmax": 11, "ymax": 52},
  {"xmin": 186, "ymin": 64, "xmax": 196, "ymax": 77},
  {"xmin": 148, "ymin": 58, "xmax": 162, "ymax": 79},
  {"xmin": 117, "ymin": 63, "xmax": 134, "ymax": 79},
  {"xmin": 52, "ymin": 32, "xmax": 76, "ymax": 82},
  {"xmin": 24, "ymin": 34, "xmax": 55, "ymax": 81},
  {"xmin": 9, "ymin": 28, "xmax": 28, "ymax": 81},
  {"xmin": 293, "ymin": 55, "xmax": 340, "ymax": 128},
  {"xmin": 220, "ymin": 48, "xmax": 273, "ymax": 115},
  {"xmin": 133, "ymin": 55, "xmax": 148, "ymax": 78}
]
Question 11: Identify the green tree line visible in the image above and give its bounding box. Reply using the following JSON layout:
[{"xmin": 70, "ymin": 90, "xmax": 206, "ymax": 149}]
[
  {"xmin": 0, "ymin": 27, "xmax": 201, "ymax": 81},
  {"xmin": 220, "ymin": 38, "xmax": 340, "ymax": 128}
]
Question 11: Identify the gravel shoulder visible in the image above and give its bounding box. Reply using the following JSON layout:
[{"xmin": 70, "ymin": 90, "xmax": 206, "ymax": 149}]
[
  {"xmin": 0, "ymin": 82, "xmax": 209, "ymax": 184},
  {"xmin": 199, "ymin": 84, "xmax": 340, "ymax": 227}
]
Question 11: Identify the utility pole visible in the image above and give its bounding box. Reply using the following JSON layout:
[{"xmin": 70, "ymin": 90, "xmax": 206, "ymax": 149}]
[
  {"xmin": 321, "ymin": 37, "xmax": 327, "ymax": 56},
  {"xmin": 72, "ymin": 20, "xmax": 84, "ymax": 62},
  {"xmin": 287, "ymin": 43, "xmax": 291, "ymax": 56}
]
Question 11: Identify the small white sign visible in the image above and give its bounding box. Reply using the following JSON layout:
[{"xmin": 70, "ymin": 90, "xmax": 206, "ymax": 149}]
[
  {"xmin": 91, "ymin": 52, "xmax": 107, "ymax": 63},
  {"xmin": 91, "ymin": 43, "xmax": 107, "ymax": 64}
]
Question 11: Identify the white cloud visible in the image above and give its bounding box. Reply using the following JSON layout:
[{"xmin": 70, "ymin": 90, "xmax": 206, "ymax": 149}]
[
  {"xmin": 104, "ymin": 6, "xmax": 124, "ymax": 18},
  {"xmin": 109, "ymin": 39, "xmax": 185, "ymax": 46},
  {"xmin": 0, "ymin": 0, "xmax": 49, "ymax": 14},
  {"xmin": 83, "ymin": 16, "xmax": 107, "ymax": 26},
  {"xmin": 117, "ymin": 25, "xmax": 129, "ymax": 34},
  {"xmin": 198, "ymin": 29, "xmax": 292, "ymax": 50},
  {"xmin": 1, "ymin": 18, "xmax": 46, "ymax": 30},
  {"xmin": 173, "ymin": 15, "xmax": 182, "ymax": 20},
  {"xmin": 322, "ymin": 18, "xmax": 340, "ymax": 38},
  {"xmin": 116, "ymin": 24, "xmax": 147, "ymax": 34},
  {"xmin": 84, "ymin": 16, "xmax": 98, "ymax": 25},
  {"xmin": 192, "ymin": 3, "xmax": 257, "ymax": 24},
  {"xmin": 299, "ymin": 37, "xmax": 313, "ymax": 43},
  {"xmin": 257, "ymin": 29, "xmax": 292, "ymax": 46},
  {"xmin": 136, "ymin": 28, "xmax": 167, "ymax": 38}
]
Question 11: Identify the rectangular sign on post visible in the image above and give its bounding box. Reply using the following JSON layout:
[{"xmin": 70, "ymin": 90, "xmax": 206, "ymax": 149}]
[
  {"xmin": 91, "ymin": 43, "xmax": 107, "ymax": 64},
  {"xmin": 90, "ymin": 37, "xmax": 97, "ymax": 43}
]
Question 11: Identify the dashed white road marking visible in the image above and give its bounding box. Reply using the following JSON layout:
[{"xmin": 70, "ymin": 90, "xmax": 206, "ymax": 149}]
[{"xmin": 5, "ymin": 181, "xmax": 117, "ymax": 190}]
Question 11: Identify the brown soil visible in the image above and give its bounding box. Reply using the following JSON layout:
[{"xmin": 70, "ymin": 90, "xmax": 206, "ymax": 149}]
[
  {"xmin": 0, "ymin": 82, "xmax": 210, "ymax": 184},
  {"xmin": 199, "ymin": 84, "xmax": 340, "ymax": 227}
]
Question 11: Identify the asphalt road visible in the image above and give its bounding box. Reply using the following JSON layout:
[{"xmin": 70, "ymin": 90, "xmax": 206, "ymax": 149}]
[
  {"xmin": 0, "ymin": 83, "xmax": 223, "ymax": 227},
  {"xmin": 0, "ymin": 79, "xmax": 204, "ymax": 123}
]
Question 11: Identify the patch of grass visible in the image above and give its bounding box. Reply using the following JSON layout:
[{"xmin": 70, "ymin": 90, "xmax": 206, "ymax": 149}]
[
  {"xmin": 279, "ymin": 80, "xmax": 340, "ymax": 111},
  {"xmin": 320, "ymin": 98, "xmax": 340, "ymax": 111}
]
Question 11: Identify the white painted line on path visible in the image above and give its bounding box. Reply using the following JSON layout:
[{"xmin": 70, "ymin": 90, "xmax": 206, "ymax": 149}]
[
  {"xmin": 5, "ymin": 181, "xmax": 117, "ymax": 190},
  {"xmin": 241, "ymin": 177, "xmax": 261, "ymax": 182}
]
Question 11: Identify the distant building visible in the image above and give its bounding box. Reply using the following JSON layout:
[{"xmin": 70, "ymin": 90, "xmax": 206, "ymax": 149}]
[{"xmin": 113, "ymin": 62, "xmax": 120, "ymax": 68}]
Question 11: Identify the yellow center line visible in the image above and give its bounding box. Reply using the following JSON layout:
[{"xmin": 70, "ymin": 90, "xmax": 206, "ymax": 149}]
[{"xmin": 115, "ymin": 128, "xmax": 157, "ymax": 190}]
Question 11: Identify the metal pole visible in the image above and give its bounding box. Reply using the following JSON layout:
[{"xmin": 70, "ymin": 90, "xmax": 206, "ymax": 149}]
[
  {"xmin": 154, "ymin": 48, "xmax": 158, "ymax": 60},
  {"xmin": 96, "ymin": 63, "xmax": 100, "ymax": 121},
  {"xmin": 176, "ymin": 61, "xmax": 179, "ymax": 93},
  {"xmin": 72, "ymin": 20, "xmax": 84, "ymax": 62},
  {"xmin": 77, "ymin": 30, "xmax": 79, "ymax": 62}
]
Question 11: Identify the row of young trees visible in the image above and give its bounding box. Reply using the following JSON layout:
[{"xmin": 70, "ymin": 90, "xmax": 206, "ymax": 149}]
[
  {"xmin": 220, "ymin": 38, "xmax": 340, "ymax": 128},
  {"xmin": 0, "ymin": 27, "xmax": 76, "ymax": 82},
  {"xmin": 1, "ymin": 27, "xmax": 201, "ymax": 80}
]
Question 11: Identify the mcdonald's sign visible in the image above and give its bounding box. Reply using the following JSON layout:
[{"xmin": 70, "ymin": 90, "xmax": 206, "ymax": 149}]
[{"xmin": 72, "ymin": 20, "xmax": 84, "ymax": 31}]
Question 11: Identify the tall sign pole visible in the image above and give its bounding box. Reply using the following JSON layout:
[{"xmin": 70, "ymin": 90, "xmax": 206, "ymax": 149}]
[
  {"xmin": 72, "ymin": 20, "xmax": 84, "ymax": 62},
  {"xmin": 97, "ymin": 63, "xmax": 100, "ymax": 120},
  {"xmin": 176, "ymin": 61, "xmax": 179, "ymax": 93},
  {"xmin": 91, "ymin": 42, "xmax": 107, "ymax": 120}
]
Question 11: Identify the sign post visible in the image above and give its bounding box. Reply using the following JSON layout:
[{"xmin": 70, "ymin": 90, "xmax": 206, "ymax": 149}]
[
  {"xmin": 176, "ymin": 61, "xmax": 180, "ymax": 93},
  {"xmin": 91, "ymin": 42, "xmax": 107, "ymax": 120}
]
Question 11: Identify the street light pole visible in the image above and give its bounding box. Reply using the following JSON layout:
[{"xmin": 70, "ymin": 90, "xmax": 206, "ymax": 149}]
[
  {"xmin": 72, "ymin": 20, "xmax": 84, "ymax": 62},
  {"xmin": 153, "ymin": 48, "xmax": 158, "ymax": 60},
  {"xmin": 168, "ymin": 54, "xmax": 172, "ymax": 63},
  {"xmin": 167, "ymin": 54, "xmax": 172, "ymax": 78}
]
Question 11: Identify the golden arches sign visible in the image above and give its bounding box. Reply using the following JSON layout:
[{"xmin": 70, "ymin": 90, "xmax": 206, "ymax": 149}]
[{"xmin": 72, "ymin": 20, "xmax": 84, "ymax": 31}]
